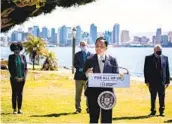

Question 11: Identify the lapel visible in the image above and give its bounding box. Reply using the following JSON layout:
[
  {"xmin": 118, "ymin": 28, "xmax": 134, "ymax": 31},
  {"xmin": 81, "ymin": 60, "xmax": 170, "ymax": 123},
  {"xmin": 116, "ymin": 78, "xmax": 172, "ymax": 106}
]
[
  {"xmin": 94, "ymin": 54, "xmax": 101, "ymax": 73},
  {"xmin": 152, "ymin": 54, "xmax": 159, "ymax": 68},
  {"xmin": 86, "ymin": 51, "xmax": 89, "ymax": 57},
  {"xmin": 19, "ymin": 54, "xmax": 24, "ymax": 63},
  {"xmin": 152, "ymin": 54, "xmax": 165, "ymax": 69},
  {"xmin": 80, "ymin": 51, "xmax": 84, "ymax": 64},
  {"xmin": 12, "ymin": 54, "xmax": 17, "ymax": 66},
  {"xmin": 160, "ymin": 55, "xmax": 165, "ymax": 69}
]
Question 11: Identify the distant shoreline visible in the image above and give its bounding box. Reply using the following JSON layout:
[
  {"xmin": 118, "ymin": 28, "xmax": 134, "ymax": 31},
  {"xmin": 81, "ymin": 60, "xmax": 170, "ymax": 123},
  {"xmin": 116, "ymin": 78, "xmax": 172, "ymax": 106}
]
[{"xmin": 1, "ymin": 45, "xmax": 172, "ymax": 48}]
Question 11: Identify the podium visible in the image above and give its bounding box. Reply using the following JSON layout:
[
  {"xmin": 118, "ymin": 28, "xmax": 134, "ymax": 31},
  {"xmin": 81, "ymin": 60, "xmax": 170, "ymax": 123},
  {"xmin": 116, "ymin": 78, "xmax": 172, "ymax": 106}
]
[{"xmin": 88, "ymin": 73, "xmax": 130, "ymax": 110}]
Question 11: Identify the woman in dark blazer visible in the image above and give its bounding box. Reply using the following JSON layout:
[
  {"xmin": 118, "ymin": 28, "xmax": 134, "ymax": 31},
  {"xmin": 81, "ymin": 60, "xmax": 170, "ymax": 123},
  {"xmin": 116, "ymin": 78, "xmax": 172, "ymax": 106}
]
[{"xmin": 8, "ymin": 42, "xmax": 27, "ymax": 114}]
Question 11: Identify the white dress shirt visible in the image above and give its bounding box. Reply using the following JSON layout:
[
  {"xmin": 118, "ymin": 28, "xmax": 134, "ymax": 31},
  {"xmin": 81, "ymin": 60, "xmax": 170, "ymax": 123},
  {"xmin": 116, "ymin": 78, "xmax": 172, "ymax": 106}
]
[{"xmin": 97, "ymin": 54, "xmax": 105, "ymax": 73}]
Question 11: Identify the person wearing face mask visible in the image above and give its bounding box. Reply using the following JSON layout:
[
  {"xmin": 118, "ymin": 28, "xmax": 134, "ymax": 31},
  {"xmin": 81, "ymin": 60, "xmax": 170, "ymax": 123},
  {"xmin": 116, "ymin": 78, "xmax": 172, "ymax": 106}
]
[
  {"xmin": 84, "ymin": 37, "xmax": 119, "ymax": 123},
  {"xmin": 8, "ymin": 42, "xmax": 27, "ymax": 114},
  {"xmin": 73, "ymin": 41, "xmax": 93, "ymax": 114},
  {"xmin": 144, "ymin": 44, "xmax": 170, "ymax": 117}
]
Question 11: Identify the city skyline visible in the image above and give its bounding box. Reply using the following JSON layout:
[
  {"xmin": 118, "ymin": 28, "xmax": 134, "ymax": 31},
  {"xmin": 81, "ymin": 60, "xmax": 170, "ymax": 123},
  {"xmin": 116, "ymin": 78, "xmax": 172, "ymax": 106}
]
[
  {"xmin": 1, "ymin": 0, "xmax": 172, "ymax": 35},
  {"xmin": 1, "ymin": 24, "xmax": 171, "ymax": 48}
]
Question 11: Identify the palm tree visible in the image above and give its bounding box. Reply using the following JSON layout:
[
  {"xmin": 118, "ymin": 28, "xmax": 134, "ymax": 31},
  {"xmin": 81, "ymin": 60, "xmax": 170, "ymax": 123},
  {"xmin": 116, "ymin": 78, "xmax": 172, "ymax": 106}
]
[
  {"xmin": 23, "ymin": 34, "xmax": 46, "ymax": 70},
  {"xmin": 41, "ymin": 50, "xmax": 58, "ymax": 71}
]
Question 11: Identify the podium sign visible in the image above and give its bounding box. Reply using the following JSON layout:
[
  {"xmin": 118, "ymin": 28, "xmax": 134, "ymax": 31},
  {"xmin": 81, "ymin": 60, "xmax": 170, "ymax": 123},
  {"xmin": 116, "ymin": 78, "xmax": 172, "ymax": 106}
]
[{"xmin": 88, "ymin": 73, "xmax": 130, "ymax": 88}]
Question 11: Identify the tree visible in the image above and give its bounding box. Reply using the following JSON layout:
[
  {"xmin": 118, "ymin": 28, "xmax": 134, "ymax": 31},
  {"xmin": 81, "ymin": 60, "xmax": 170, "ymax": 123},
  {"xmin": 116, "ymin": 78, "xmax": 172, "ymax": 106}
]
[
  {"xmin": 41, "ymin": 50, "xmax": 58, "ymax": 71},
  {"xmin": 23, "ymin": 34, "xmax": 46, "ymax": 70},
  {"xmin": 1, "ymin": 0, "xmax": 96, "ymax": 32}
]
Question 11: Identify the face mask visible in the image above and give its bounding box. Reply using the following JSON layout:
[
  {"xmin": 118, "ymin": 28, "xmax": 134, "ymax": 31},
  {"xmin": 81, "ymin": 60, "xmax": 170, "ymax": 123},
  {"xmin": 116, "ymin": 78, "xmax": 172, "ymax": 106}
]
[
  {"xmin": 81, "ymin": 46, "xmax": 87, "ymax": 52},
  {"xmin": 14, "ymin": 49, "xmax": 20, "ymax": 54},
  {"xmin": 156, "ymin": 51, "xmax": 162, "ymax": 56}
]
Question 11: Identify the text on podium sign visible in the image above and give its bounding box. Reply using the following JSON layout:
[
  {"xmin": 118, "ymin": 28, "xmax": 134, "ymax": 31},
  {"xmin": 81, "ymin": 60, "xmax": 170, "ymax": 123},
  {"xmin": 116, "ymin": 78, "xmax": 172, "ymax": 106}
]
[{"xmin": 88, "ymin": 73, "xmax": 130, "ymax": 88}]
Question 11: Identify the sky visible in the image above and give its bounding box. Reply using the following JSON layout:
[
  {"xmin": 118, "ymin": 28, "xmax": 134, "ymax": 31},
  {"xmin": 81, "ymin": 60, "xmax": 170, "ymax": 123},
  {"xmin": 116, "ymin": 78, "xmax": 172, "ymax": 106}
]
[{"xmin": 6, "ymin": 0, "xmax": 172, "ymax": 34}]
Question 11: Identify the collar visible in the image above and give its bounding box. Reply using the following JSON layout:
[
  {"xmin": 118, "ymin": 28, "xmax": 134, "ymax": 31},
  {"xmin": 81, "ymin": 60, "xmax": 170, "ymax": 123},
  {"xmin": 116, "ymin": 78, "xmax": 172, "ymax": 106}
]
[
  {"xmin": 97, "ymin": 54, "xmax": 106, "ymax": 61},
  {"xmin": 154, "ymin": 53, "xmax": 161, "ymax": 59},
  {"xmin": 14, "ymin": 54, "xmax": 20, "ymax": 56},
  {"xmin": 81, "ymin": 50, "xmax": 87, "ymax": 54}
]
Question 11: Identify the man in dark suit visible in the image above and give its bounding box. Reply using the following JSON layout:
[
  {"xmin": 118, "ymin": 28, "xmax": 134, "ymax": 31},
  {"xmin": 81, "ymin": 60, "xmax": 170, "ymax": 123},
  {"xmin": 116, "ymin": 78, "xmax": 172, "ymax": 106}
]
[
  {"xmin": 74, "ymin": 41, "xmax": 92, "ymax": 114},
  {"xmin": 144, "ymin": 44, "xmax": 170, "ymax": 117},
  {"xmin": 84, "ymin": 37, "xmax": 119, "ymax": 123}
]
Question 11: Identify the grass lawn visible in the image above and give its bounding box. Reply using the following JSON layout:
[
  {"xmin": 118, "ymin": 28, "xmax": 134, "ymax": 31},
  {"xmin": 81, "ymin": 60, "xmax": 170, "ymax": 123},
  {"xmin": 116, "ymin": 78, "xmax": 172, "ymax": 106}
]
[{"xmin": 1, "ymin": 70, "xmax": 172, "ymax": 123}]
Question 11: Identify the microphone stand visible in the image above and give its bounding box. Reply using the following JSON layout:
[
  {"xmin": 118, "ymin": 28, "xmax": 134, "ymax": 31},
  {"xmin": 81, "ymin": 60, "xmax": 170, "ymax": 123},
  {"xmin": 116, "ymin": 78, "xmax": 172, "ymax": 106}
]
[{"xmin": 102, "ymin": 60, "xmax": 129, "ymax": 74}]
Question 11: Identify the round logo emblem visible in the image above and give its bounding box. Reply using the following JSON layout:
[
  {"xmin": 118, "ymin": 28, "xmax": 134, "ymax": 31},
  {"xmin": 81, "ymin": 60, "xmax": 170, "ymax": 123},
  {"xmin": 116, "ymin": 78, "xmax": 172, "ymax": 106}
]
[{"xmin": 97, "ymin": 91, "xmax": 116, "ymax": 110}]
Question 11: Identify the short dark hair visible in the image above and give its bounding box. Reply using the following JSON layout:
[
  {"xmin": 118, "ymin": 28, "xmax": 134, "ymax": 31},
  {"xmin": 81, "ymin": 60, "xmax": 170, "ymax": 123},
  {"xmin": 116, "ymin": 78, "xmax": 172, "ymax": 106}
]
[
  {"xmin": 95, "ymin": 37, "xmax": 108, "ymax": 47},
  {"xmin": 10, "ymin": 42, "xmax": 23, "ymax": 51}
]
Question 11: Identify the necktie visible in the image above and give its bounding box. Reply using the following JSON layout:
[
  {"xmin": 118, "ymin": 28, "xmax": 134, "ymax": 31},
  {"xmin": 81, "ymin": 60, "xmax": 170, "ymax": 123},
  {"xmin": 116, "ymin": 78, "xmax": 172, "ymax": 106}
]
[
  {"xmin": 82, "ymin": 51, "xmax": 86, "ymax": 63},
  {"xmin": 99, "ymin": 55, "xmax": 104, "ymax": 73},
  {"xmin": 157, "ymin": 57, "xmax": 161, "ymax": 69}
]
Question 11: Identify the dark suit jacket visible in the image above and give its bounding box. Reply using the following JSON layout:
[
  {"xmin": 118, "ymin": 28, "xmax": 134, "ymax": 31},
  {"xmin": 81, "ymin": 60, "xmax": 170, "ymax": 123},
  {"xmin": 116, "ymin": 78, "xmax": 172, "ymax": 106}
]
[
  {"xmin": 8, "ymin": 54, "xmax": 27, "ymax": 79},
  {"xmin": 144, "ymin": 54, "xmax": 170, "ymax": 85},
  {"xmin": 84, "ymin": 54, "xmax": 119, "ymax": 97},
  {"xmin": 74, "ymin": 51, "xmax": 92, "ymax": 80}
]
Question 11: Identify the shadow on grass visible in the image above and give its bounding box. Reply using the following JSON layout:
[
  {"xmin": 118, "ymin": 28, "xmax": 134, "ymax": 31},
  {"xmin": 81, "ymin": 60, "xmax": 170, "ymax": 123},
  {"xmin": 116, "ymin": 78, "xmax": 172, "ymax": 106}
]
[
  {"xmin": 113, "ymin": 115, "xmax": 152, "ymax": 120},
  {"xmin": 30, "ymin": 112, "xmax": 75, "ymax": 117},
  {"xmin": 164, "ymin": 120, "xmax": 172, "ymax": 123},
  {"xmin": 1, "ymin": 113, "xmax": 11, "ymax": 115}
]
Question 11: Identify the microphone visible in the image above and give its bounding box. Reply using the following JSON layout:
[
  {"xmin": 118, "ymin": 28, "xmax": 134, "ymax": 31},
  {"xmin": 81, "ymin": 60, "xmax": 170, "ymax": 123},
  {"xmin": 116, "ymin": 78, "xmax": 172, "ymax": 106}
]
[
  {"xmin": 102, "ymin": 60, "xmax": 105, "ymax": 63},
  {"xmin": 101, "ymin": 60, "xmax": 129, "ymax": 74}
]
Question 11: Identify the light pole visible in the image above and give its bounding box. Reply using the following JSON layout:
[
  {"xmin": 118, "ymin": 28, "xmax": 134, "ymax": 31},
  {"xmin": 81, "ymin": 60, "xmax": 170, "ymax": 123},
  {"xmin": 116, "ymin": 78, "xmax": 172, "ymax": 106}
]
[
  {"xmin": 72, "ymin": 27, "xmax": 76, "ymax": 74},
  {"xmin": 32, "ymin": 47, "xmax": 36, "ymax": 70}
]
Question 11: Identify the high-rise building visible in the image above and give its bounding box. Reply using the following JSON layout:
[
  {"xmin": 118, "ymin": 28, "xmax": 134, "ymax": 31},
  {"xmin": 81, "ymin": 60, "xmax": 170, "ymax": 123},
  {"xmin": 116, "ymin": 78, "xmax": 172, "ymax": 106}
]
[
  {"xmin": 56, "ymin": 33, "xmax": 59, "ymax": 46},
  {"xmin": 104, "ymin": 31, "xmax": 112, "ymax": 44},
  {"xmin": 57, "ymin": 28, "xmax": 61, "ymax": 45},
  {"xmin": 28, "ymin": 27, "xmax": 33, "ymax": 35},
  {"xmin": 42, "ymin": 26, "xmax": 48, "ymax": 40},
  {"xmin": 59, "ymin": 25, "xmax": 67, "ymax": 46},
  {"xmin": 23, "ymin": 33, "xmax": 28, "ymax": 41},
  {"xmin": 76, "ymin": 26, "xmax": 82, "ymax": 45},
  {"xmin": 152, "ymin": 35, "xmax": 156, "ymax": 44},
  {"xmin": 90, "ymin": 23, "xmax": 97, "ymax": 44},
  {"xmin": 11, "ymin": 31, "xmax": 18, "ymax": 41},
  {"xmin": 168, "ymin": 31, "xmax": 172, "ymax": 42},
  {"xmin": 121, "ymin": 30, "xmax": 130, "ymax": 43},
  {"xmin": 155, "ymin": 28, "xmax": 161, "ymax": 44},
  {"xmin": 161, "ymin": 35, "xmax": 168, "ymax": 46},
  {"xmin": 141, "ymin": 36, "xmax": 149, "ymax": 44},
  {"xmin": 50, "ymin": 28, "xmax": 56, "ymax": 44},
  {"xmin": 32, "ymin": 26, "xmax": 40, "ymax": 37},
  {"xmin": 113, "ymin": 24, "xmax": 120, "ymax": 44},
  {"xmin": 66, "ymin": 27, "xmax": 72, "ymax": 46},
  {"xmin": 11, "ymin": 31, "xmax": 24, "ymax": 42},
  {"xmin": 0, "ymin": 36, "xmax": 5, "ymax": 42},
  {"xmin": 17, "ymin": 31, "xmax": 23, "ymax": 42},
  {"xmin": 133, "ymin": 36, "xmax": 141, "ymax": 43}
]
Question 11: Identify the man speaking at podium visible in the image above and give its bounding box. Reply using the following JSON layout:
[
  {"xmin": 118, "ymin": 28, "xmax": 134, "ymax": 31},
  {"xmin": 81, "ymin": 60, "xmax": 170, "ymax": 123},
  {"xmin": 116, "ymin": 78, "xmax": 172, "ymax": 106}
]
[{"xmin": 84, "ymin": 37, "xmax": 119, "ymax": 123}]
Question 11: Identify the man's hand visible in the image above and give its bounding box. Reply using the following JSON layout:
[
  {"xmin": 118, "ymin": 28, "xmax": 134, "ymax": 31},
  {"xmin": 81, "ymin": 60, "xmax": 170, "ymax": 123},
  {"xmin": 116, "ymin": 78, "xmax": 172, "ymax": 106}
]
[
  {"xmin": 120, "ymin": 73, "xmax": 124, "ymax": 78},
  {"xmin": 85, "ymin": 68, "xmax": 93, "ymax": 77},
  {"xmin": 79, "ymin": 68, "xmax": 83, "ymax": 72},
  {"xmin": 146, "ymin": 83, "xmax": 149, "ymax": 87},
  {"xmin": 165, "ymin": 84, "xmax": 169, "ymax": 89}
]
